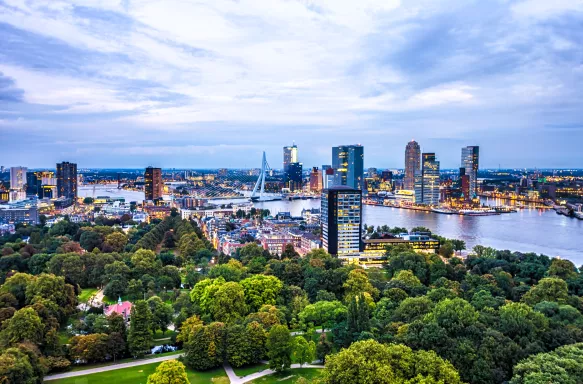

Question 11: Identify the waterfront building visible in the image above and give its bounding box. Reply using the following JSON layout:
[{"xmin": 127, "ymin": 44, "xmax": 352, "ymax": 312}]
[
  {"xmin": 362, "ymin": 234, "xmax": 440, "ymax": 258},
  {"xmin": 56, "ymin": 162, "xmax": 77, "ymax": 200},
  {"xmin": 10, "ymin": 166, "xmax": 27, "ymax": 190},
  {"xmin": 322, "ymin": 165, "xmax": 334, "ymax": 189},
  {"xmin": 321, "ymin": 186, "xmax": 362, "ymax": 257},
  {"xmin": 309, "ymin": 167, "xmax": 322, "ymax": 192},
  {"xmin": 459, "ymin": 168, "xmax": 470, "ymax": 200},
  {"xmin": 414, "ymin": 153, "xmax": 440, "ymax": 205},
  {"xmin": 144, "ymin": 166, "xmax": 163, "ymax": 201},
  {"xmin": 285, "ymin": 162, "xmax": 303, "ymax": 191},
  {"xmin": 404, "ymin": 141, "xmax": 421, "ymax": 190},
  {"xmin": 461, "ymin": 146, "xmax": 479, "ymax": 197},
  {"xmin": 332, "ymin": 145, "xmax": 364, "ymax": 190},
  {"xmin": 283, "ymin": 144, "xmax": 298, "ymax": 171}
]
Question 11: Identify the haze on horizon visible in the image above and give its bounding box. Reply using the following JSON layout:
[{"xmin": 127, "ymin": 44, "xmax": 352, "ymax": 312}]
[{"xmin": 0, "ymin": 0, "xmax": 582, "ymax": 169}]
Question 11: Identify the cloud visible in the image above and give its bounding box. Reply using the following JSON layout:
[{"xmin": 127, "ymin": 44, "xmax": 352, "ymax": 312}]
[{"xmin": 0, "ymin": 0, "xmax": 582, "ymax": 168}]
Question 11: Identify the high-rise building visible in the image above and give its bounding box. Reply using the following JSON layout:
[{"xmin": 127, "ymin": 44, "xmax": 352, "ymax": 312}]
[
  {"xmin": 283, "ymin": 144, "xmax": 298, "ymax": 172},
  {"xmin": 322, "ymin": 165, "xmax": 334, "ymax": 190},
  {"xmin": 332, "ymin": 145, "xmax": 364, "ymax": 190},
  {"xmin": 404, "ymin": 140, "xmax": 421, "ymax": 190},
  {"xmin": 26, "ymin": 172, "xmax": 41, "ymax": 196},
  {"xmin": 309, "ymin": 167, "xmax": 322, "ymax": 192},
  {"xmin": 144, "ymin": 166, "xmax": 163, "ymax": 201},
  {"xmin": 10, "ymin": 167, "xmax": 27, "ymax": 190},
  {"xmin": 414, "ymin": 153, "xmax": 440, "ymax": 205},
  {"xmin": 56, "ymin": 162, "xmax": 77, "ymax": 200},
  {"xmin": 459, "ymin": 168, "xmax": 470, "ymax": 200},
  {"xmin": 321, "ymin": 186, "xmax": 362, "ymax": 257},
  {"xmin": 461, "ymin": 146, "xmax": 479, "ymax": 197},
  {"xmin": 285, "ymin": 162, "xmax": 303, "ymax": 191}
]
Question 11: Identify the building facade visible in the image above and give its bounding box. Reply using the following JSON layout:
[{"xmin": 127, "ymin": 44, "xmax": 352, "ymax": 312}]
[
  {"xmin": 56, "ymin": 162, "xmax": 77, "ymax": 200},
  {"xmin": 332, "ymin": 145, "xmax": 364, "ymax": 191},
  {"xmin": 283, "ymin": 144, "xmax": 298, "ymax": 171},
  {"xmin": 285, "ymin": 162, "xmax": 303, "ymax": 191},
  {"xmin": 309, "ymin": 167, "xmax": 322, "ymax": 192},
  {"xmin": 461, "ymin": 146, "xmax": 479, "ymax": 198},
  {"xmin": 404, "ymin": 140, "xmax": 421, "ymax": 190},
  {"xmin": 10, "ymin": 166, "xmax": 27, "ymax": 191},
  {"xmin": 321, "ymin": 186, "xmax": 362, "ymax": 257},
  {"xmin": 144, "ymin": 166, "xmax": 163, "ymax": 201},
  {"xmin": 414, "ymin": 153, "xmax": 440, "ymax": 205}
]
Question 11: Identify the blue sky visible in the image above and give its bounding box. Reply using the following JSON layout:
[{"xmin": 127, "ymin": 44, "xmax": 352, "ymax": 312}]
[{"xmin": 0, "ymin": 0, "xmax": 582, "ymax": 169}]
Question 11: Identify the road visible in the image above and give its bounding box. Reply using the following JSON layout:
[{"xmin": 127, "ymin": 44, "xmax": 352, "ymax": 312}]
[
  {"xmin": 43, "ymin": 353, "xmax": 184, "ymax": 381},
  {"xmin": 223, "ymin": 362, "xmax": 324, "ymax": 384}
]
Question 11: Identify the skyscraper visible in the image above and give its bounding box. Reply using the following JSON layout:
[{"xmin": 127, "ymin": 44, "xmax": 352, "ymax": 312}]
[
  {"xmin": 10, "ymin": 167, "xmax": 27, "ymax": 190},
  {"xmin": 404, "ymin": 140, "xmax": 421, "ymax": 190},
  {"xmin": 461, "ymin": 146, "xmax": 479, "ymax": 197},
  {"xmin": 56, "ymin": 162, "xmax": 77, "ymax": 199},
  {"xmin": 322, "ymin": 165, "xmax": 334, "ymax": 190},
  {"xmin": 144, "ymin": 166, "xmax": 163, "ymax": 201},
  {"xmin": 414, "ymin": 153, "xmax": 440, "ymax": 205},
  {"xmin": 321, "ymin": 186, "xmax": 362, "ymax": 257},
  {"xmin": 332, "ymin": 145, "xmax": 364, "ymax": 190},
  {"xmin": 285, "ymin": 162, "xmax": 303, "ymax": 191},
  {"xmin": 283, "ymin": 144, "xmax": 298, "ymax": 171},
  {"xmin": 309, "ymin": 167, "xmax": 322, "ymax": 192}
]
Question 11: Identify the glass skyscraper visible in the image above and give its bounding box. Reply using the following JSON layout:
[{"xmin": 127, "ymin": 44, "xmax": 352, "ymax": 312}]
[
  {"xmin": 283, "ymin": 144, "xmax": 298, "ymax": 171},
  {"xmin": 321, "ymin": 186, "xmax": 362, "ymax": 257},
  {"xmin": 331, "ymin": 145, "xmax": 364, "ymax": 191},
  {"xmin": 404, "ymin": 140, "xmax": 421, "ymax": 190},
  {"xmin": 56, "ymin": 162, "xmax": 77, "ymax": 200},
  {"xmin": 414, "ymin": 153, "xmax": 440, "ymax": 205},
  {"xmin": 461, "ymin": 146, "xmax": 479, "ymax": 198}
]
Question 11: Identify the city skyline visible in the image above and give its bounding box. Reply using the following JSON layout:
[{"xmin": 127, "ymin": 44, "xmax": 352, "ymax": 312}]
[{"xmin": 1, "ymin": 1, "xmax": 582, "ymax": 168}]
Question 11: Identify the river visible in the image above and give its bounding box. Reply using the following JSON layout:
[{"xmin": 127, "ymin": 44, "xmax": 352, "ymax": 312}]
[
  {"xmin": 253, "ymin": 198, "xmax": 583, "ymax": 264},
  {"xmin": 78, "ymin": 186, "xmax": 582, "ymax": 264}
]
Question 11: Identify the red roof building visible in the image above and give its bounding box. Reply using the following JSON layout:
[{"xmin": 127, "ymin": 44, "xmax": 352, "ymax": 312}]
[{"xmin": 104, "ymin": 297, "xmax": 133, "ymax": 321}]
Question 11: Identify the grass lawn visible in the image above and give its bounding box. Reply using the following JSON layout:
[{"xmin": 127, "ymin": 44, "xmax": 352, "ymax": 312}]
[
  {"xmin": 250, "ymin": 368, "xmax": 323, "ymax": 383},
  {"xmin": 51, "ymin": 361, "xmax": 228, "ymax": 384},
  {"xmin": 68, "ymin": 351, "xmax": 183, "ymax": 372},
  {"xmin": 78, "ymin": 288, "xmax": 98, "ymax": 303},
  {"xmin": 232, "ymin": 363, "xmax": 268, "ymax": 377}
]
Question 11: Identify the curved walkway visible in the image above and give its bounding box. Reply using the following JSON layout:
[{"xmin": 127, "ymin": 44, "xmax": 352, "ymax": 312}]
[
  {"xmin": 224, "ymin": 362, "xmax": 324, "ymax": 384},
  {"xmin": 44, "ymin": 353, "xmax": 184, "ymax": 381}
]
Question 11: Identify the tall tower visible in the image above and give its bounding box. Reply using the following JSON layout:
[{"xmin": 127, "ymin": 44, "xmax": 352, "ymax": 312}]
[
  {"xmin": 56, "ymin": 162, "xmax": 77, "ymax": 199},
  {"xmin": 321, "ymin": 186, "xmax": 362, "ymax": 257},
  {"xmin": 404, "ymin": 140, "xmax": 421, "ymax": 190},
  {"xmin": 461, "ymin": 146, "xmax": 479, "ymax": 198},
  {"xmin": 415, "ymin": 153, "xmax": 440, "ymax": 205},
  {"xmin": 331, "ymin": 145, "xmax": 364, "ymax": 191},
  {"xmin": 283, "ymin": 144, "xmax": 298, "ymax": 172},
  {"xmin": 144, "ymin": 166, "xmax": 163, "ymax": 201},
  {"xmin": 10, "ymin": 167, "xmax": 27, "ymax": 190}
]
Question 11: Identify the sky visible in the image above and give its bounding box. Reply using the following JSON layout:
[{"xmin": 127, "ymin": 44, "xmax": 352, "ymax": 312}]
[{"xmin": 0, "ymin": 0, "xmax": 582, "ymax": 170}]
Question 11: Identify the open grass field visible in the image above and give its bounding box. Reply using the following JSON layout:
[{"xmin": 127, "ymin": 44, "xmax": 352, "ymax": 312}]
[
  {"xmin": 51, "ymin": 361, "xmax": 228, "ymax": 384},
  {"xmin": 249, "ymin": 368, "xmax": 323, "ymax": 383},
  {"xmin": 77, "ymin": 288, "xmax": 98, "ymax": 303},
  {"xmin": 68, "ymin": 351, "xmax": 183, "ymax": 372}
]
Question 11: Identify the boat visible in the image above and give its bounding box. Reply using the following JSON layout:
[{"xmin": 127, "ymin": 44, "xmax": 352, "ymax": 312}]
[
  {"xmin": 431, "ymin": 208, "xmax": 456, "ymax": 215},
  {"xmin": 459, "ymin": 209, "xmax": 499, "ymax": 216}
]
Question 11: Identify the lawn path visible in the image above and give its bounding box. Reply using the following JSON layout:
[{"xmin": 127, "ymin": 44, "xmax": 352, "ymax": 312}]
[
  {"xmin": 224, "ymin": 362, "xmax": 324, "ymax": 384},
  {"xmin": 44, "ymin": 353, "xmax": 184, "ymax": 381}
]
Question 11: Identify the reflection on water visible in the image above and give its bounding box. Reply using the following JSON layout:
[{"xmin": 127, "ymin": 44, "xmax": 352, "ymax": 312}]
[{"xmin": 254, "ymin": 198, "xmax": 583, "ymax": 264}]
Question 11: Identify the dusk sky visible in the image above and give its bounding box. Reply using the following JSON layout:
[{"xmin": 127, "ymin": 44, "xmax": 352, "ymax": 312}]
[{"xmin": 1, "ymin": 0, "xmax": 582, "ymax": 169}]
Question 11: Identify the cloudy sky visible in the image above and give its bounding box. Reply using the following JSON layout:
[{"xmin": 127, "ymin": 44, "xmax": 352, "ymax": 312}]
[{"xmin": 1, "ymin": 0, "xmax": 582, "ymax": 169}]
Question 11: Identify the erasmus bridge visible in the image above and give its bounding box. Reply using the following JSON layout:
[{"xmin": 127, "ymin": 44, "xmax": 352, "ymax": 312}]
[{"xmin": 250, "ymin": 151, "xmax": 283, "ymax": 202}]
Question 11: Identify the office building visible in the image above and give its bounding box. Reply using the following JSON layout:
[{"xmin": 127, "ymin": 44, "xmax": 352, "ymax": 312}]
[
  {"xmin": 322, "ymin": 165, "xmax": 333, "ymax": 189},
  {"xmin": 461, "ymin": 146, "xmax": 479, "ymax": 197},
  {"xmin": 283, "ymin": 144, "xmax": 298, "ymax": 171},
  {"xmin": 459, "ymin": 168, "xmax": 470, "ymax": 200},
  {"xmin": 404, "ymin": 140, "xmax": 421, "ymax": 190},
  {"xmin": 0, "ymin": 198, "xmax": 38, "ymax": 224},
  {"xmin": 414, "ymin": 153, "xmax": 440, "ymax": 205},
  {"xmin": 321, "ymin": 186, "xmax": 362, "ymax": 257},
  {"xmin": 332, "ymin": 145, "xmax": 364, "ymax": 190},
  {"xmin": 56, "ymin": 162, "xmax": 77, "ymax": 200},
  {"xmin": 26, "ymin": 172, "xmax": 41, "ymax": 196},
  {"xmin": 10, "ymin": 166, "xmax": 27, "ymax": 190},
  {"xmin": 144, "ymin": 166, "xmax": 163, "ymax": 201},
  {"xmin": 285, "ymin": 162, "xmax": 303, "ymax": 191},
  {"xmin": 309, "ymin": 167, "xmax": 322, "ymax": 192}
]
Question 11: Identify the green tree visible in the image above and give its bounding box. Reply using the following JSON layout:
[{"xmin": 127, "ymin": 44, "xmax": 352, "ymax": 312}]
[
  {"xmin": 103, "ymin": 232, "xmax": 128, "ymax": 253},
  {"xmin": 147, "ymin": 360, "xmax": 190, "ymax": 384},
  {"xmin": 182, "ymin": 322, "xmax": 226, "ymax": 371},
  {"xmin": 322, "ymin": 339, "xmax": 462, "ymax": 384},
  {"xmin": 147, "ymin": 296, "xmax": 174, "ymax": 334},
  {"xmin": 522, "ymin": 277, "xmax": 569, "ymax": 305},
  {"xmin": 298, "ymin": 300, "xmax": 347, "ymax": 329},
  {"xmin": 316, "ymin": 332, "xmax": 333, "ymax": 363},
  {"xmin": 292, "ymin": 336, "xmax": 316, "ymax": 367},
  {"xmin": 343, "ymin": 269, "xmax": 379, "ymax": 300},
  {"xmin": 240, "ymin": 275, "xmax": 283, "ymax": 312},
  {"xmin": 510, "ymin": 343, "xmax": 583, "ymax": 384},
  {"xmin": 430, "ymin": 298, "xmax": 478, "ymax": 335},
  {"xmin": 548, "ymin": 258, "xmax": 578, "ymax": 280},
  {"xmin": 128, "ymin": 300, "xmax": 153, "ymax": 357},
  {"xmin": 213, "ymin": 282, "xmax": 247, "ymax": 323},
  {"xmin": 0, "ymin": 307, "xmax": 43, "ymax": 345},
  {"xmin": 266, "ymin": 324, "xmax": 293, "ymax": 372},
  {"xmin": 69, "ymin": 333, "xmax": 109, "ymax": 363},
  {"xmin": 79, "ymin": 230, "xmax": 103, "ymax": 251},
  {"xmin": 0, "ymin": 348, "xmax": 36, "ymax": 384}
]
